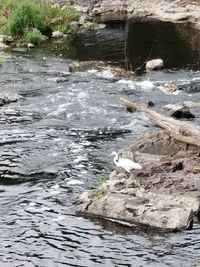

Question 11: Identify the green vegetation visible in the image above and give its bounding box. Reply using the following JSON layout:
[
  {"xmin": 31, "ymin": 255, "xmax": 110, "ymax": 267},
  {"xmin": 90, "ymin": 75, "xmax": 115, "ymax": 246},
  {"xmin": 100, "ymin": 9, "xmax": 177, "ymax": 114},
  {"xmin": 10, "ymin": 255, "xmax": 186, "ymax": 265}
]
[
  {"xmin": 0, "ymin": 0, "xmax": 81, "ymax": 45},
  {"xmin": 6, "ymin": 2, "xmax": 45, "ymax": 36},
  {"xmin": 0, "ymin": 56, "xmax": 4, "ymax": 64},
  {"xmin": 24, "ymin": 29, "xmax": 43, "ymax": 45},
  {"xmin": 90, "ymin": 176, "xmax": 108, "ymax": 199},
  {"xmin": 96, "ymin": 176, "xmax": 108, "ymax": 186},
  {"xmin": 91, "ymin": 187, "xmax": 107, "ymax": 199}
]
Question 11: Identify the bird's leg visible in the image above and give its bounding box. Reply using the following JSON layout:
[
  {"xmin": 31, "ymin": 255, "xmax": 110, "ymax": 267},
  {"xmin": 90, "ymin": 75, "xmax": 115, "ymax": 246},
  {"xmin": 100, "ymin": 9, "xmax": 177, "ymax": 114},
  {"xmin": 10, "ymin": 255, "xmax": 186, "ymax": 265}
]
[{"xmin": 129, "ymin": 171, "xmax": 141, "ymax": 188}]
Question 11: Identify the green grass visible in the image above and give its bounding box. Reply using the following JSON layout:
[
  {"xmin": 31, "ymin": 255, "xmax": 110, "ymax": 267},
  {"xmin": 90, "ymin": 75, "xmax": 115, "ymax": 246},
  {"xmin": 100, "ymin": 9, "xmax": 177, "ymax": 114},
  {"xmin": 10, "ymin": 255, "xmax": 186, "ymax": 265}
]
[
  {"xmin": 90, "ymin": 176, "xmax": 108, "ymax": 199},
  {"xmin": 0, "ymin": 56, "xmax": 4, "ymax": 64},
  {"xmin": 0, "ymin": 0, "xmax": 81, "ymax": 45},
  {"xmin": 6, "ymin": 2, "xmax": 45, "ymax": 36},
  {"xmin": 24, "ymin": 29, "xmax": 43, "ymax": 45},
  {"xmin": 91, "ymin": 187, "xmax": 107, "ymax": 199}
]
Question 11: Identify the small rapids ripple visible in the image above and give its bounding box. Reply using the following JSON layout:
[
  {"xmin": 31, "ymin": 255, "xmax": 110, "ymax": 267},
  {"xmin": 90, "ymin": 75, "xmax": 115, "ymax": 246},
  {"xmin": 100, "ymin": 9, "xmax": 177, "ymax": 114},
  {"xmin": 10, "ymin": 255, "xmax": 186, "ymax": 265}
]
[{"xmin": 0, "ymin": 50, "xmax": 200, "ymax": 267}]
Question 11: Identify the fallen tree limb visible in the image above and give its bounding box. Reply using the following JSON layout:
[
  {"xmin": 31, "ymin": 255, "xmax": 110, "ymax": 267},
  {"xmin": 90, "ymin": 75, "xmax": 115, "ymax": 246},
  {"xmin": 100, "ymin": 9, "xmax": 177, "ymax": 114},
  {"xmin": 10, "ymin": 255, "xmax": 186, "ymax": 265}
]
[{"xmin": 119, "ymin": 97, "xmax": 200, "ymax": 147}]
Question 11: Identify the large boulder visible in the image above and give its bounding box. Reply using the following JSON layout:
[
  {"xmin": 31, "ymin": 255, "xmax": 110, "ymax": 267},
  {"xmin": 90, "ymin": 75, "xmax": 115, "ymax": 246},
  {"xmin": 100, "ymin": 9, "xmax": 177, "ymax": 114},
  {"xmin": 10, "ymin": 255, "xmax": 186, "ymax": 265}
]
[{"xmin": 76, "ymin": 130, "xmax": 200, "ymax": 231}]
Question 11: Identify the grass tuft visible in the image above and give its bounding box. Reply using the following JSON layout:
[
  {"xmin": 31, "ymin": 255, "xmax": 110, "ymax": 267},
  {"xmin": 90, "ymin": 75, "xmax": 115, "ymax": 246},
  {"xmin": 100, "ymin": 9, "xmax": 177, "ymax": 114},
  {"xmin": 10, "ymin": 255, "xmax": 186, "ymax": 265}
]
[{"xmin": 24, "ymin": 29, "xmax": 43, "ymax": 45}]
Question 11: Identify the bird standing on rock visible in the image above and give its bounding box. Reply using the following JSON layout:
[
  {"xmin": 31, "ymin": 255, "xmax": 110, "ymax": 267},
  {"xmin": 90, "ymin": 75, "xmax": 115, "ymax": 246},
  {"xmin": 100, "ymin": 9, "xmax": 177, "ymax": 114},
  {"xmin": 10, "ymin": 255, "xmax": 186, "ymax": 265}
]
[{"xmin": 110, "ymin": 151, "xmax": 142, "ymax": 173}]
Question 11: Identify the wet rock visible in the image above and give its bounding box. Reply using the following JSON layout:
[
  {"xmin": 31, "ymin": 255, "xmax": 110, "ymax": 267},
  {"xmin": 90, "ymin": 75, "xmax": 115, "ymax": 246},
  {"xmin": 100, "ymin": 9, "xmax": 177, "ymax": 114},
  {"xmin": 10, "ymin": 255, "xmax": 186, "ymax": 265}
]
[
  {"xmin": 76, "ymin": 180, "xmax": 194, "ymax": 231},
  {"xmin": 159, "ymin": 83, "xmax": 179, "ymax": 95},
  {"xmin": 12, "ymin": 47, "xmax": 28, "ymax": 53},
  {"xmin": 0, "ymin": 92, "xmax": 23, "ymax": 106},
  {"xmin": 76, "ymin": 130, "xmax": 200, "ymax": 231},
  {"xmin": 47, "ymin": 77, "xmax": 69, "ymax": 83},
  {"xmin": 0, "ymin": 42, "xmax": 9, "ymax": 49},
  {"xmin": 146, "ymin": 59, "xmax": 164, "ymax": 71},
  {"xmin": 147, "ymin": 101, "xmax": 154, "ymax": 107},
  {"xmin": 165, "ymin": 104, "xmax": 195, "ymax": 119},
  {"xmin": 52, "ymin": 31, "xmax": 63, "ymax": 38},
  {"xmin": 27, "ymin": 43, "xmax": 34, "ymax": 48},
  {"xmin": 41, "ymin": 35, "xmax": 49, "ymax": 41}
]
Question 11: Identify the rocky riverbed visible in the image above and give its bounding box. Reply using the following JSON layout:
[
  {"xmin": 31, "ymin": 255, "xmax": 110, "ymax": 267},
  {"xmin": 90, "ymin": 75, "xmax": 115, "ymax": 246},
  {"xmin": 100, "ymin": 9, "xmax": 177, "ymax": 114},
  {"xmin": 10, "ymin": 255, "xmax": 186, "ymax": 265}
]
[{"xmin": 1, "ymin": 2, "xmax": 200, "ymax": 265}]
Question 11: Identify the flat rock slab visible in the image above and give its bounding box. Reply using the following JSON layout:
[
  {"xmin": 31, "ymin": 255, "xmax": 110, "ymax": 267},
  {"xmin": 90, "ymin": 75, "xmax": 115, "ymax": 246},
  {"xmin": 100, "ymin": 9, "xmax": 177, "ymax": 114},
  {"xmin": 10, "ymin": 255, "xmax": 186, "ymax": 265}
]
[
  {"xmin": 76, "ymin": 189, "xmax": 194, "ymax": 231},
  {"xmin": 76, "ymin": 131, "xmax": 200, "ymax": 231}
]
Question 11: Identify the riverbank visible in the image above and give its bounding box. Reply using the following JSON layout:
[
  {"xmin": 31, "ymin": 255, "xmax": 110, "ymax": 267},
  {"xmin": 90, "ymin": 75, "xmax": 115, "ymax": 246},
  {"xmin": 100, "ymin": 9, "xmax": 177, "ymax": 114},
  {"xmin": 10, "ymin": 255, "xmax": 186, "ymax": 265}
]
[{"xmin": 72, "ymin": 0, "xmax": 200, "ymax": 29}]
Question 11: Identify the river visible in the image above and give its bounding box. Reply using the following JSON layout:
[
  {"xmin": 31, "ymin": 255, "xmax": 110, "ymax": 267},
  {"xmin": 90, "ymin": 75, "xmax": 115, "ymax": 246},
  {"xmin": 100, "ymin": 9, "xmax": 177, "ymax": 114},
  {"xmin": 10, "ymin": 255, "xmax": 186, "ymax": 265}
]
[{"xmin": 0, "ymin": 19, "xmax": 200, "ymax": 267}]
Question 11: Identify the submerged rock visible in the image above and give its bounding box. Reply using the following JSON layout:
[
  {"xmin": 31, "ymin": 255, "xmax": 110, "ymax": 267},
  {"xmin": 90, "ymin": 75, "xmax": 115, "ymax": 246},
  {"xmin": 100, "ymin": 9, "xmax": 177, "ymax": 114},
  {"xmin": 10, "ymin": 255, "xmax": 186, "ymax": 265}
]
[
  {"xmin": 76, "ymin": 130, "xmax": 200, "ymax": 231},
  {"xmin": 47, "ymin": 77, "xmax": 69, "ymax": 83}
]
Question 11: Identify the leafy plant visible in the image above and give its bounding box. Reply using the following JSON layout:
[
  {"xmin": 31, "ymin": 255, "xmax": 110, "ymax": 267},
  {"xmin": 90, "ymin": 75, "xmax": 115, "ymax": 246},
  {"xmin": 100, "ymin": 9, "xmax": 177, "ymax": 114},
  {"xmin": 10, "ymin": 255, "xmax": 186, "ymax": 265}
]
[
  {"xmin": 0, "ymin": 0, "xmax": 81, "ymax": 46},
  {"xmin": 6, "ymin": 1, "xmax": 45, "ymax": 36},
  {"xmin": 24, "ymin": 29, "xmax": 42, "ymax": 45}
]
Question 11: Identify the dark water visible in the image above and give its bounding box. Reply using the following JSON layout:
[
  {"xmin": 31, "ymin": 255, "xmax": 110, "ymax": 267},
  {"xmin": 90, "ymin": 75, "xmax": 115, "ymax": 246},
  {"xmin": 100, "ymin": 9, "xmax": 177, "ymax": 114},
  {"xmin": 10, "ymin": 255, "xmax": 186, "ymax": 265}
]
[{"xmin": 0, "ymin": 20, "xmax": 200, "ymax": 267}]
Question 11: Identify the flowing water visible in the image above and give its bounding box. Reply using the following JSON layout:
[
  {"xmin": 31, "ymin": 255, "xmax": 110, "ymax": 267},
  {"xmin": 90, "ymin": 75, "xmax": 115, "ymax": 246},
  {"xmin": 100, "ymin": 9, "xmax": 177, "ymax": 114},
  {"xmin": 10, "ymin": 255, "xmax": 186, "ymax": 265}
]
[{"xmin": 0, "ymin": 20, "xmax": 200, "ymax": 267}]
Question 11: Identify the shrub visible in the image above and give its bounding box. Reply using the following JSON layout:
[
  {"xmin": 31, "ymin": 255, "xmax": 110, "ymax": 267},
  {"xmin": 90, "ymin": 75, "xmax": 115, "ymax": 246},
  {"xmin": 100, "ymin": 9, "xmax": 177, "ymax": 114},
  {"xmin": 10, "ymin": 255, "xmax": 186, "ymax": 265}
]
[
  {"xmin": 6, "ymin": 1, "xmax": 46, "ymax": 36},
  {"xmin": 38, "ymin": 3, "xmax": 81, "ymax": 31},
  {"xmin": 0, "ymin": 0, "xmax": 81, "ymax": 45},
  {"xmin": 24, "ymin": 29, "xmax": 42, "ymax": 45}
]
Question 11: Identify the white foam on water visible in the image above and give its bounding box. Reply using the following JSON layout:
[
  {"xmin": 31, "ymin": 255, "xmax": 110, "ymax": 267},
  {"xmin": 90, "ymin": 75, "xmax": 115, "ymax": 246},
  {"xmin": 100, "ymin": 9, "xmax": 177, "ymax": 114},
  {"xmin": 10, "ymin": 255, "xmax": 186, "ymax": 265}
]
[
  {"xmin": 136, "ymin": 80, "xmax": 154, "ymax": 90},
  {"xmin": 88, "ymin": 69, "xmax": 98, "ymax": 73},
  {"xmin": 66, "ymin": 179, "xmax": 84, "ymax": 185},
  {"xmin": 96, "ymin": 70, "xmax": 114, "ymax": 78},
  {"xmin": 52, "ymin": 215, "xmax": 66, "ymax": 222}
]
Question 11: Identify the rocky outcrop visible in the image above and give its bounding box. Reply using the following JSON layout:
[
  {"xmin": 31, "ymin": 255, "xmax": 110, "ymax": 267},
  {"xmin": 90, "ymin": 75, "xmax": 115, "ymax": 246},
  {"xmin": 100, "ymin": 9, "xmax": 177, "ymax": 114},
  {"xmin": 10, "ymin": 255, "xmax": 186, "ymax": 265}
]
[
  {"xmin": 72, "ymin": 0, "xmax": 200, "ymax": 29},
  {"xmin": 76, "ymin": 130, "xmax": 200, "ymax": 231}
]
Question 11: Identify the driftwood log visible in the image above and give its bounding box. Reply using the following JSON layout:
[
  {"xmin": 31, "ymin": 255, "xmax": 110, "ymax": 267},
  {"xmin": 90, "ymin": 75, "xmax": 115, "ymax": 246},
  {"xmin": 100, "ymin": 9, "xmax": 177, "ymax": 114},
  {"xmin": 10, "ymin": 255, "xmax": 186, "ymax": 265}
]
[{"xmin": 119, "ymin": 97, "xmax": 200, "ymax": 147}]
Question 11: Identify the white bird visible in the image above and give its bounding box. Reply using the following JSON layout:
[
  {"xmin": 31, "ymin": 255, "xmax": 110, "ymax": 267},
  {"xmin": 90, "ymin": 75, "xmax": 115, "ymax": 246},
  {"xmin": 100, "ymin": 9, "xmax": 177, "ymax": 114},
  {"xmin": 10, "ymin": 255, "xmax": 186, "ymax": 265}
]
[{"xmin": 110, "ymin": 151, "xmax": 142, "ymax": 173}]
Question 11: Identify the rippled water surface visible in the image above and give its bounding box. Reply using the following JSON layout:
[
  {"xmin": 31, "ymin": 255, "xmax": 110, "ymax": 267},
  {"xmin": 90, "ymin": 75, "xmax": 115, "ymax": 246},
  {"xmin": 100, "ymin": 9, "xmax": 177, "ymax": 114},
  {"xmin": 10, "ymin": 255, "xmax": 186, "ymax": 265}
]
[{"xmin": 0, "ymin": 21, "xmax": 200, "ymax": 267}]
